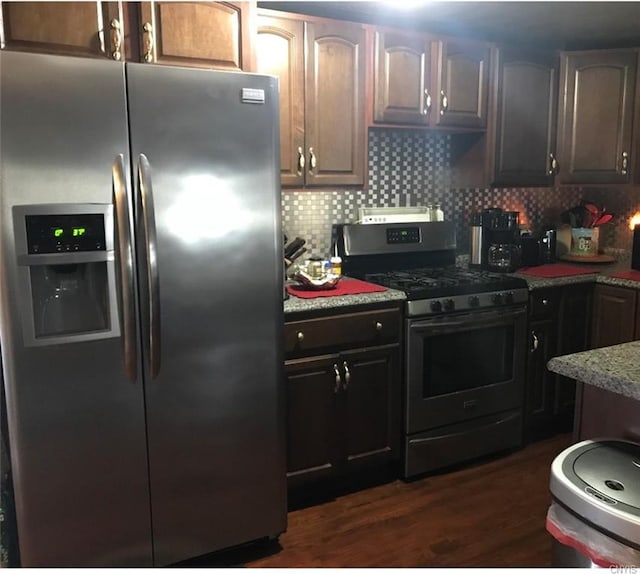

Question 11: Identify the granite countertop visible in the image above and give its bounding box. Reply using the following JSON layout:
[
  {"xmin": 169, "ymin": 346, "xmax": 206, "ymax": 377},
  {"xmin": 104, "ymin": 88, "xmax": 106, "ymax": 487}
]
[
  {"xmin": 284, "ymin": 278, "xmax": 406, "ymax": 315},
  {"xmin": 513, "ymin": 259, "xmax": 640, "ymax": 291},
  {"xmin": 283, "ymin": 256, "xmax": 640, "ymax": 315},
  {"xmin": 547, "ymin": 341, "xmax": 640, "ymax": 401}
]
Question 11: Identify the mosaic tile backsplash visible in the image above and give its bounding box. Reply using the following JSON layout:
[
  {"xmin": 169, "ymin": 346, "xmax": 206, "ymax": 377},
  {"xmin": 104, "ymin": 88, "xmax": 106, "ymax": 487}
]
[{"xmin": 282, "ymin": 128, "xmax": 585, "ymax": 258}]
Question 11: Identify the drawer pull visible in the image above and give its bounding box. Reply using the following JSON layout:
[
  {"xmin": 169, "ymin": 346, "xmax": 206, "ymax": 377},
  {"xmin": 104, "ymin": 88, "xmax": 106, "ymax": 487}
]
[
  {"xmin": 296, "ymin": 331, "xmax": 304, "ymax": 342},
  {"xmin": 542, "ymin": 299, "xmax": 549, "ymax": 306},
  {"xmin": 375, "ymin": 321, "xmax": 383, "ymax": 331},
  {"xmin": 333, "ymin": 364, "xmax": 341, "ymax": 394},
  {"xmin": 342, "ymin": 361, "xmax": 351, "ymax": 390}
]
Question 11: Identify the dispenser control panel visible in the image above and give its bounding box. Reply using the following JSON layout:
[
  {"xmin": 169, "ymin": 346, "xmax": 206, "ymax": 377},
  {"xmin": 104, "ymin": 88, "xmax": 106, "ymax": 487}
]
[{"xmin": 25, "ymin": 214, "xmax": 106, "ymax": 254}]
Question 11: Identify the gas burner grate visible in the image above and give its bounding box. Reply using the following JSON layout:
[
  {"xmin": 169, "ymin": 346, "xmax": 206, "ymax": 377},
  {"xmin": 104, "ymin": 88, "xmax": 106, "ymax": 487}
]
[{"xmin": 363, "ymin": 267, "xmax": 529, "ymax": 300}]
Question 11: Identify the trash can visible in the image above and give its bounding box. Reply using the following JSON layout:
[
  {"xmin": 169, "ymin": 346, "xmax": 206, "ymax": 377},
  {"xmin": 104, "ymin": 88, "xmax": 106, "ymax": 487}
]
[{"xmin": 547, "ymin": 439, "xmax": 640, "ymax": 567}]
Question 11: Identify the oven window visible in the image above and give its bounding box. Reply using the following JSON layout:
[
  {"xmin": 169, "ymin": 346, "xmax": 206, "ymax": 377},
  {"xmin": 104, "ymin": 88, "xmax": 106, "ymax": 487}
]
[{"xmin": 423, "ymin": 325, "xmax": 514, "ymax": 397}]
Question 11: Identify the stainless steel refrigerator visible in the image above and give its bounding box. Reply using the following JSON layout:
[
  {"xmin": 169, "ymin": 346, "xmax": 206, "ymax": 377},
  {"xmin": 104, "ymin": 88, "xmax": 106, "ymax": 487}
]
[{"xmin": 0, "ymin": 51, "xmax": 286, "ymax": 567}]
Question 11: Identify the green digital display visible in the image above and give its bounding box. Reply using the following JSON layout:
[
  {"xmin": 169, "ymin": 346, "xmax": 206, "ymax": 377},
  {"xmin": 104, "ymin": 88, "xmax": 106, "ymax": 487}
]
[{"xmin": 52, "ymin": 226, "xmax": 86, "ymax": 237}]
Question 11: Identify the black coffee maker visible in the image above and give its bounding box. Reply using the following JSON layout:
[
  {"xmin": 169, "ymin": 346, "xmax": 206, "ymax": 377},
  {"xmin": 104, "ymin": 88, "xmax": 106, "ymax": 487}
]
[
  {"xmin": 520, "ymin": 228, "xmax": 557, "ymax": 267},
  {"xmin": 469, "ymin": 208, "xmax": 521, "ymax": 272}
]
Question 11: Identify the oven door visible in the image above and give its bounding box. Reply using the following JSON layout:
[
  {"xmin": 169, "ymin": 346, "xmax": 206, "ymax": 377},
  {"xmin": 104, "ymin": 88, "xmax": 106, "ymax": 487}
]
[{"xmin": 405, "ymin": 305, "xmax": 527, "ymax": 434}]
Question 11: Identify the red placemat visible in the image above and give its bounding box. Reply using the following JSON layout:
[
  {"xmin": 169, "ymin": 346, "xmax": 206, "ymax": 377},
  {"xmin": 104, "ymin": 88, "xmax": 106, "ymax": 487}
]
[
  {"xmin": 610, "ymin": 270, "xmax": 640, "ymax": 282},
  {"xmin": 518, "ymin": 264, "xmax": 599, "ymax": 278},
  {"xmin": 286, "ymin": 278, "xmax": 387, "ymax": 299}
]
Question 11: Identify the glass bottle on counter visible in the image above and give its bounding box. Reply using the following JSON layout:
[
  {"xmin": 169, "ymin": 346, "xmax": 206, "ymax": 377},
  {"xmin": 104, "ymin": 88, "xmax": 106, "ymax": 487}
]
[{"xmin": 330, "ymin": 256, "xmax": 342, "ymax": 276}]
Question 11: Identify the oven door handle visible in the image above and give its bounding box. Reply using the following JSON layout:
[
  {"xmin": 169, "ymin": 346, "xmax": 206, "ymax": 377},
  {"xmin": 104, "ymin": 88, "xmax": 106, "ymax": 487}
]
[{"xmin": 410, "ymin": 307, "xmax": 527, "ymax": 334}]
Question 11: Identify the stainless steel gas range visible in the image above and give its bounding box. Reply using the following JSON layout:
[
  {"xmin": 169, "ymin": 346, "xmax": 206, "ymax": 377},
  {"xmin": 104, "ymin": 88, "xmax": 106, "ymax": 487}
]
[{"xmin": 336, "ymin": 221, "xmax": 529, "ymax": 478}]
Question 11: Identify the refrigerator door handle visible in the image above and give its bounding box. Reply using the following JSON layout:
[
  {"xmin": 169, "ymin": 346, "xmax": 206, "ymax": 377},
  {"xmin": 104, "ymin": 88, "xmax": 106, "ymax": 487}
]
[
  {"xmin": 138, "ymin": 154, "xmax": 161, "ymax": 380},
  {"xmin": 112, "ymin": 154, "xmax": 137, "ymax": 382}
]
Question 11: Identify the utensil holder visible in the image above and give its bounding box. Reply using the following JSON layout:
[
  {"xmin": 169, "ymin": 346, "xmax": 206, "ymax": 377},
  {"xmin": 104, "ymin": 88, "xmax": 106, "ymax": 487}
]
[{"xmin": 570, "ymin": 227, "xmax": 599, "ymax": 256}]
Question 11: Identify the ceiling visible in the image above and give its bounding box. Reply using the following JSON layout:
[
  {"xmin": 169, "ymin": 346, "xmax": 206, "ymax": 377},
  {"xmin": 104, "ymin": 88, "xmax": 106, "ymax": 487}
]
[{"xmin": 257, "ymin": 2, "xmax": 640, "ymax": 50}]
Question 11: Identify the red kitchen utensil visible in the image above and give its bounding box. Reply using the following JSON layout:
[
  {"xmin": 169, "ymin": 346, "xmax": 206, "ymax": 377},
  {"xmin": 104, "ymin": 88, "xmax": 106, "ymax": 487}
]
[{"xmin": 593, "ymin": 213, "xmax": 613, "ymax": 227}]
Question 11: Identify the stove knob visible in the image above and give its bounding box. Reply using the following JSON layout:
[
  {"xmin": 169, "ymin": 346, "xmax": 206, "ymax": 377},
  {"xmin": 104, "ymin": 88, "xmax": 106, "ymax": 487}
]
[
  {"xmin": 491, "ymin": 293, "xmax": 503, "ymax": 305},
  {"xmin": 430, "ymin": 300, "xmax": 442, "ymax": 313},
  {"xmin": 443, "ymin": 298, "xmax": 455, "ymax": 311},
  {"xmin": 468, "ymin": 295, "xmax": 480, "ymax": 308},
  {"xmin": 504, "ymin": 291, "xmax": 514, "ymax": 304}
]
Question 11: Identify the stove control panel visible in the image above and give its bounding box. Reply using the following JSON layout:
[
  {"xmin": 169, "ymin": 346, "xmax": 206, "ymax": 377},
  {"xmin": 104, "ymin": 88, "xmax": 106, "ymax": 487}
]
[
  {"xmin": 407, "ymin": 289, "xmax": 529, "ymax": 317},
  {"xmin": 386, "ymin": 227, "xmax": 420, "ymax": 244}
]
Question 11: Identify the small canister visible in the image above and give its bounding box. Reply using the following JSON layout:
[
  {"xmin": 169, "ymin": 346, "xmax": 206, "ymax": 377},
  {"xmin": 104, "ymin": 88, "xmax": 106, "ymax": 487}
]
[{"xmin": 330, "ymin": 256, "xmax": 342, "ymax": 276}]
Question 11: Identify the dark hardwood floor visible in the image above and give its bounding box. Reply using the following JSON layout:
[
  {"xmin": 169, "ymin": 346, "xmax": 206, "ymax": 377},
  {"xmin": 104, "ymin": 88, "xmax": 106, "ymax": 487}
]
[{"xmin": 198, "ymin": 432, "xmax": 573, "ymax": 568}]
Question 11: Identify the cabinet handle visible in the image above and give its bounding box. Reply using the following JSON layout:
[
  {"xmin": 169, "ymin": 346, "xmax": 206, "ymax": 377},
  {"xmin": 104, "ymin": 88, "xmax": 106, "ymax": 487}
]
[
  {"xmin": 375, "ymin": 321, "xmax": 383, "ymax": 331},
  {"xmin": 110, "ymin": 19, "xmax": 122, "ymax": 61},
  {"xmin": 296, "ymin": 146, "xmax": 305, "ymax": 176},
  {"xmin": 549, "ymin": 153, "xmax": 558, "ymax": 175},
  {"xmin": 342, "ymin": 361, "xmax": 351, "ymax": 390},
  {"xmin": 531, "ymin": 331, "xmax": 539, "ymax": 352},
  {"xmin": 143, "ymin": 22, "xmax": 154, "ymax": 63},
  {"xmin": 423, "ymin": 90, "xmax": 432, "ymax": 116},
  {"xmin": 542, "ymin": 298, "xmax": 549, "ymax": 306},
  {"xmin": 308, "ymin": 147, "xmax": 317, "ymax": 175},
  {"xmin": 440, "ymin": 90, "xmax": 448, "ymax": 115},
  {"xmin": 296, "ymin": 331, "xmax": 304, "ymax": 342},
  {"xmin": 622, "ymin": 151, "xmax": 629, "ymax": 175},
  {"xmin": 333, "ymin": 364, "xmax": 342, "ymax": 394}
]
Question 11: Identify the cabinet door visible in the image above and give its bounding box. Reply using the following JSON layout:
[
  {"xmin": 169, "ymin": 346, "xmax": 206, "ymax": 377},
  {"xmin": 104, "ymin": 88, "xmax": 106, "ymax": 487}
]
[
  {"xmin": 0, "ymin": 1, "xmax": 123, "ymax": 60},
  {"xmin": 340, "ymin": 345, "xmax": 401, "ymax": 472},
  {"xmin": 305, "ymin": 20, "xmax": 366, "ymax": 186},
  {"xmin": 138, "ymin": 1, "xmax": 254, "ymax": 70},
  {"xmin": 525, "ymin": 319, "xmax": 557, "ymax": 441},
  {"xmin": 579, "ymin": 385, "xmax": 640, "ymax": 442},
  {"xmin": 436, "ymin": 39, "xmax": 490, "ymax": 129},
  {"xmin": 373, "ymin": 30, "xmax": 433, "ymax": 125},
  {"xmin": 493, "ymin": 48, "xmax": 558, "ymax": 186},
  {"xmin": 591, "ymin": 284, "xmax": 637, "ymax": 348},
  {"xmin": 285, "ymin": 355, "xmax": 340, "ymax": 486},
  {"xmin": 554, "ymin": 285, "xmax": 593, "ymax": 428},
  {"xmin": 257, "ymin": 15, "xmax": 304, "ymax": 187},
  {"xmin": 558, "ymin": 50, "xmax": 637, "ymax": 184}
]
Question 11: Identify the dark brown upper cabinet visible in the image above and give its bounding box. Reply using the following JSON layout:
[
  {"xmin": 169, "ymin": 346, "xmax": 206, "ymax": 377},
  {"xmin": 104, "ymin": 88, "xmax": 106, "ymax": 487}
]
[
  {"xmin": 0, "ymin": 1, "xmax": 125, "ymax": 60},
  {"xmin": 138, "ymin": 2, "xmax": 255, "ymax": 71},
  {"xmin": 557, "ymin": 49, "xmax": 637, "ymax": 184},
  {"xmin": 492, "ymin": 48, "xmax": 559, "ymax": 187},
  {"xmin": 305, "ymin": 20, "xmax": 366, "ymax": 186},
  {"xmin": 256, "ymin": 15, "xmax": 305, "ymax": 187},
  {"xmin": 373, "ymin": 29, "xmax": 433, "ymax": 125},
  {"xmin": 0, "ymin": 1, "xmax": 256, "ymax": 71},
  {"xmin": 257, "ymin": 12, "xmax": 366, "ymax": 187},
  {"xmin": 435, "ymin": 39, "xmax": 490, "ymax": 129},
  {"xmin": 372, "ymin": 30, "xmax": 490, "ymax": 131}
]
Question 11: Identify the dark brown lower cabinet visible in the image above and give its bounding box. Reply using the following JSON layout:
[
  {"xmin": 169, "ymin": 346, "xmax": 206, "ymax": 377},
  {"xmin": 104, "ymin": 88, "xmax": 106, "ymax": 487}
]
[
  {"xmin": 284, "ymin": 307, "xmax": 402, "ymax": 493},
  {"xmin": 525, "ymin": 284, "xmax": 593, "ymax": 442},
  {"xmin": 575, "ymin": 283, "xmax": 640, "ymax": 442}
]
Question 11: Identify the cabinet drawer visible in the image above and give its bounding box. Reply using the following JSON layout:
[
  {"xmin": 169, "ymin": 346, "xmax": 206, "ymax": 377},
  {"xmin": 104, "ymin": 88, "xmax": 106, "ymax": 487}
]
[
  {"xmin": 285, "ymin": 308, "xmax": 401, "ymax": 357},
  {"xmin": 529, "ymin": 289, "xmax": 560, "ymax": 320}
]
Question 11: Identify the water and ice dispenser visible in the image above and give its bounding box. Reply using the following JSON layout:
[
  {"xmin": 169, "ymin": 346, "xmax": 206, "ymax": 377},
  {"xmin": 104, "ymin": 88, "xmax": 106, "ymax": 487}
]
[{"xmin": 13, "ymin": 204, "xmax": 120, "ymax": 345}]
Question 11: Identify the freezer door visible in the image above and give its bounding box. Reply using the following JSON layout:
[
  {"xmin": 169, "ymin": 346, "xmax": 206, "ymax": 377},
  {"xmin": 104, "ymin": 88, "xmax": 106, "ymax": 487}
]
[
  {"xmin": 126, "ymin": 64, "xmax": 286, "ymax": 565},
  {"xmin": 0, "ymin": 52, "xmax": 152, "ymax": 566}
]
